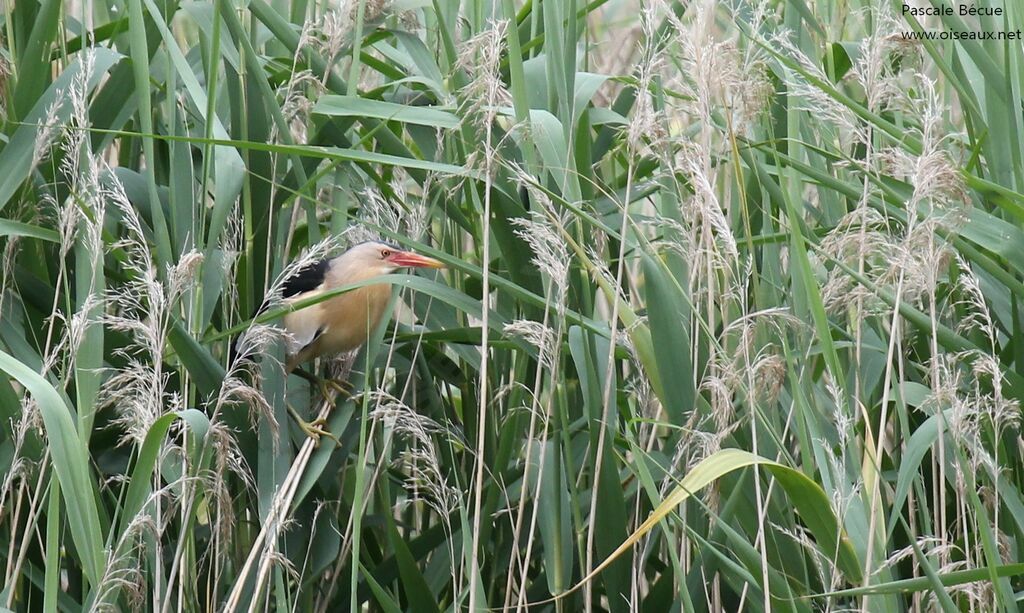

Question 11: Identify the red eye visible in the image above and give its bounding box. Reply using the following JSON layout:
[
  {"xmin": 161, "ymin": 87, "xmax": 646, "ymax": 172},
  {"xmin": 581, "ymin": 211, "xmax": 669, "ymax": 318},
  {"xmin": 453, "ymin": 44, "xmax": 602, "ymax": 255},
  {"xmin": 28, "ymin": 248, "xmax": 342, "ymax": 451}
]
[{"xmin": 381, "ymin": 249, "xmax": 391, "ymax": 258}]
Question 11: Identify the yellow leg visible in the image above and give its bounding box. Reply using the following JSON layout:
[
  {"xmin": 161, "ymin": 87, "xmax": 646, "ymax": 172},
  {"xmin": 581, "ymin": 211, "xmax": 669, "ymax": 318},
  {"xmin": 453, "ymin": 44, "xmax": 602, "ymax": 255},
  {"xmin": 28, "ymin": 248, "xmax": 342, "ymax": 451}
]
[
  {"xmin": 286, "ymin": 369, "xmax": 352, "ymax": 446},
  {"xmin": 292, "ymin": 368, "xmax": 351, "ymax": 401},
  {"xmin": 317, "ymin": 378, "xmax": 352, "ymax": 401},
  {"xmin": 286, "ymin": 404, "xmax": 339, "ymax": 447}
]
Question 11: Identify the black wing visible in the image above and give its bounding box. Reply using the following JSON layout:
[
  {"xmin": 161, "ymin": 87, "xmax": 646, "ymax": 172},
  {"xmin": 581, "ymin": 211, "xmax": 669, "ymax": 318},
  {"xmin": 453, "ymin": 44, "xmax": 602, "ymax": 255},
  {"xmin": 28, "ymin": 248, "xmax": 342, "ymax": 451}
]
[
  {"xmin": 281, "ymin": 258, "xmax": 331, "ymax": 298},
  {"xmin": 231, "ymin": 258, "xmax": 332, "ymax": 365},
  {"xmin": 251, "ymin": 258, "xmax": 330, "ymax": 319}
]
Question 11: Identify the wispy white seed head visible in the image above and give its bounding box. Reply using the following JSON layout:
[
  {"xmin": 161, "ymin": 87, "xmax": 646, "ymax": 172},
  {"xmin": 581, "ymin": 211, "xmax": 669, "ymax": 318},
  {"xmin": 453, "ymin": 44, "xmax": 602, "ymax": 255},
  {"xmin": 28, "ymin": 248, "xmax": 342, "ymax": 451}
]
[
  {"xmin": 167, "ymin": 250, "xmax": 204, "ymax": 302},
  {"xmin": 456, "ymin": 20, "xmax": 512, "ymax": 131},
  {"xmin": 31, "ymin": 92, "xmax": 65, "ymax": 170},
  {"xmin": 276, "ymin": 69, "xmax": 323, "ymax": 143},
  {"xmin": 509, "ymin": 211, "xmax": 571, "ymax": 300},
  {"xmin": 503, "ymin": 319, "xmax": 558, "ymax": 371}
]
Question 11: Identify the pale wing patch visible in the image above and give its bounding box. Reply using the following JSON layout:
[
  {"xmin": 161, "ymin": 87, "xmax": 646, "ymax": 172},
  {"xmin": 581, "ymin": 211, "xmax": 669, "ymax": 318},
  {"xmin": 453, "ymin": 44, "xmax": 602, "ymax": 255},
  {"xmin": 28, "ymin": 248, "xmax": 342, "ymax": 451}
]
[{"xmin": 281, "ymin": 288, "xmax": 327, "ymax": 355}]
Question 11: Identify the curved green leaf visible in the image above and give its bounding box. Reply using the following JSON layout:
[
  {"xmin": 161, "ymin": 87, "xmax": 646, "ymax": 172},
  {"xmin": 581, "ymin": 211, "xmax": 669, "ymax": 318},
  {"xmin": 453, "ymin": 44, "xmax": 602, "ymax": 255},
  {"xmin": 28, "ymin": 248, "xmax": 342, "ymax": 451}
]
[
  {"xmin": 556, "ymin": 449, "xmax": 863, "ymax": 602},
  {"xmin": 0, "ymin": 350, "xmax": 104, "ymax": 586},
  {"xmin": 121, "ymin": 409, "xmax": 211, "ymax": 532}
]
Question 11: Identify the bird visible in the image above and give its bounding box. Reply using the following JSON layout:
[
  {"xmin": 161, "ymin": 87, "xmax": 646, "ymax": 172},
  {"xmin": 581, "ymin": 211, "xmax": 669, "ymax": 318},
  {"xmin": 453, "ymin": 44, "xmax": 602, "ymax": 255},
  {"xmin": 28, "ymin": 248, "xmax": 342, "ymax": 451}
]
[{"xmin": 264, "ymin": 240, "xmax": 444, "ymax": 441}]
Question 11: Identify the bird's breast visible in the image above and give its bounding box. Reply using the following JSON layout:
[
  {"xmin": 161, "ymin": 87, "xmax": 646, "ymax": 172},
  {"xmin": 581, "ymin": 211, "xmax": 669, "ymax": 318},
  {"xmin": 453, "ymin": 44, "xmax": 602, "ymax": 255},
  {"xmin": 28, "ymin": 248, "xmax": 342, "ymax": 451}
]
[{"xmin": 318, "ymin": 283, "xmax": 392, "ymax": 354}]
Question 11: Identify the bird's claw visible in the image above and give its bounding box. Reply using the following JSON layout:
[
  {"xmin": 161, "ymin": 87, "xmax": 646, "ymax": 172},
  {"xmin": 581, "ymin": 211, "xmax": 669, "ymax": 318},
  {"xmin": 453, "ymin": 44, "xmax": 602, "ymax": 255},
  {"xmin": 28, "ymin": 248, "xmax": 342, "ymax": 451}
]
[
  {"xmin": 318, "ymin": 379, "xmax": 351, "ymax": 401},
  {"xmin": 297, "ymin": 417, "xmax": 339, "ymax": 447},
  {"xmin": 287, "ymin": 403, "xmax": 339, "ymax": 447}
]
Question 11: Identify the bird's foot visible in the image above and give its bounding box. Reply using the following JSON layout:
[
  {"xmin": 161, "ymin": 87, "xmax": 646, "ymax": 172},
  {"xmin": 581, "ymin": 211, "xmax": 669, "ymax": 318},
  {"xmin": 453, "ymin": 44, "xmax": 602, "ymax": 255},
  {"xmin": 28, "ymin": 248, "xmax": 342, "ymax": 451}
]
[
  {"xmin": 287, "ymin": 403, "xmax": 339, "ymax": 447},
  {"xmin": 297, "ymin": 417, "xmax": 339, "ymax": 447},
  {"xmin": 318, "ymin": 378, "xmax": 352, "ymax": 401},
  {"xmin": 291, "ymin": 368, "xmax": 352, "ymax": 402}
]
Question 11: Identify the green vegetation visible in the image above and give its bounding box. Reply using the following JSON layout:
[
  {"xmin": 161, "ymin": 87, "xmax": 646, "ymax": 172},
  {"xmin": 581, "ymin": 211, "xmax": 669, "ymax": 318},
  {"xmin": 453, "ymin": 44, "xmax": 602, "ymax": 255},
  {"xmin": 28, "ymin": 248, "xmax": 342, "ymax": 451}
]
[{"xmin": 0, "ymin": 0, "xmax": 1022, "ymax": 610}]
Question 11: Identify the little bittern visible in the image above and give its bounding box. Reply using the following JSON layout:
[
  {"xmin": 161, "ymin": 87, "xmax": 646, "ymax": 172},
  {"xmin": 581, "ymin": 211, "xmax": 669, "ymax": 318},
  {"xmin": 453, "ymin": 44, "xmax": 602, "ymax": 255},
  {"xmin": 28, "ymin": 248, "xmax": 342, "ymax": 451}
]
[{"xmin": 262, "ymin": 241, "xmax": 444, "ymax": 441}]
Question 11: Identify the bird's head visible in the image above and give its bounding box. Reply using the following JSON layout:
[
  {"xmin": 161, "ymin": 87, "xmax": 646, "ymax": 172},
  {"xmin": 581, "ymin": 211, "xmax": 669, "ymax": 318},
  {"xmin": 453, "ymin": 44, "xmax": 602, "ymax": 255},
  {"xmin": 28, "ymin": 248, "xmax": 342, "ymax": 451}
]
[{"xmin": 346, "ymin": 241, "xmax": 445, "ymax": 276}]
